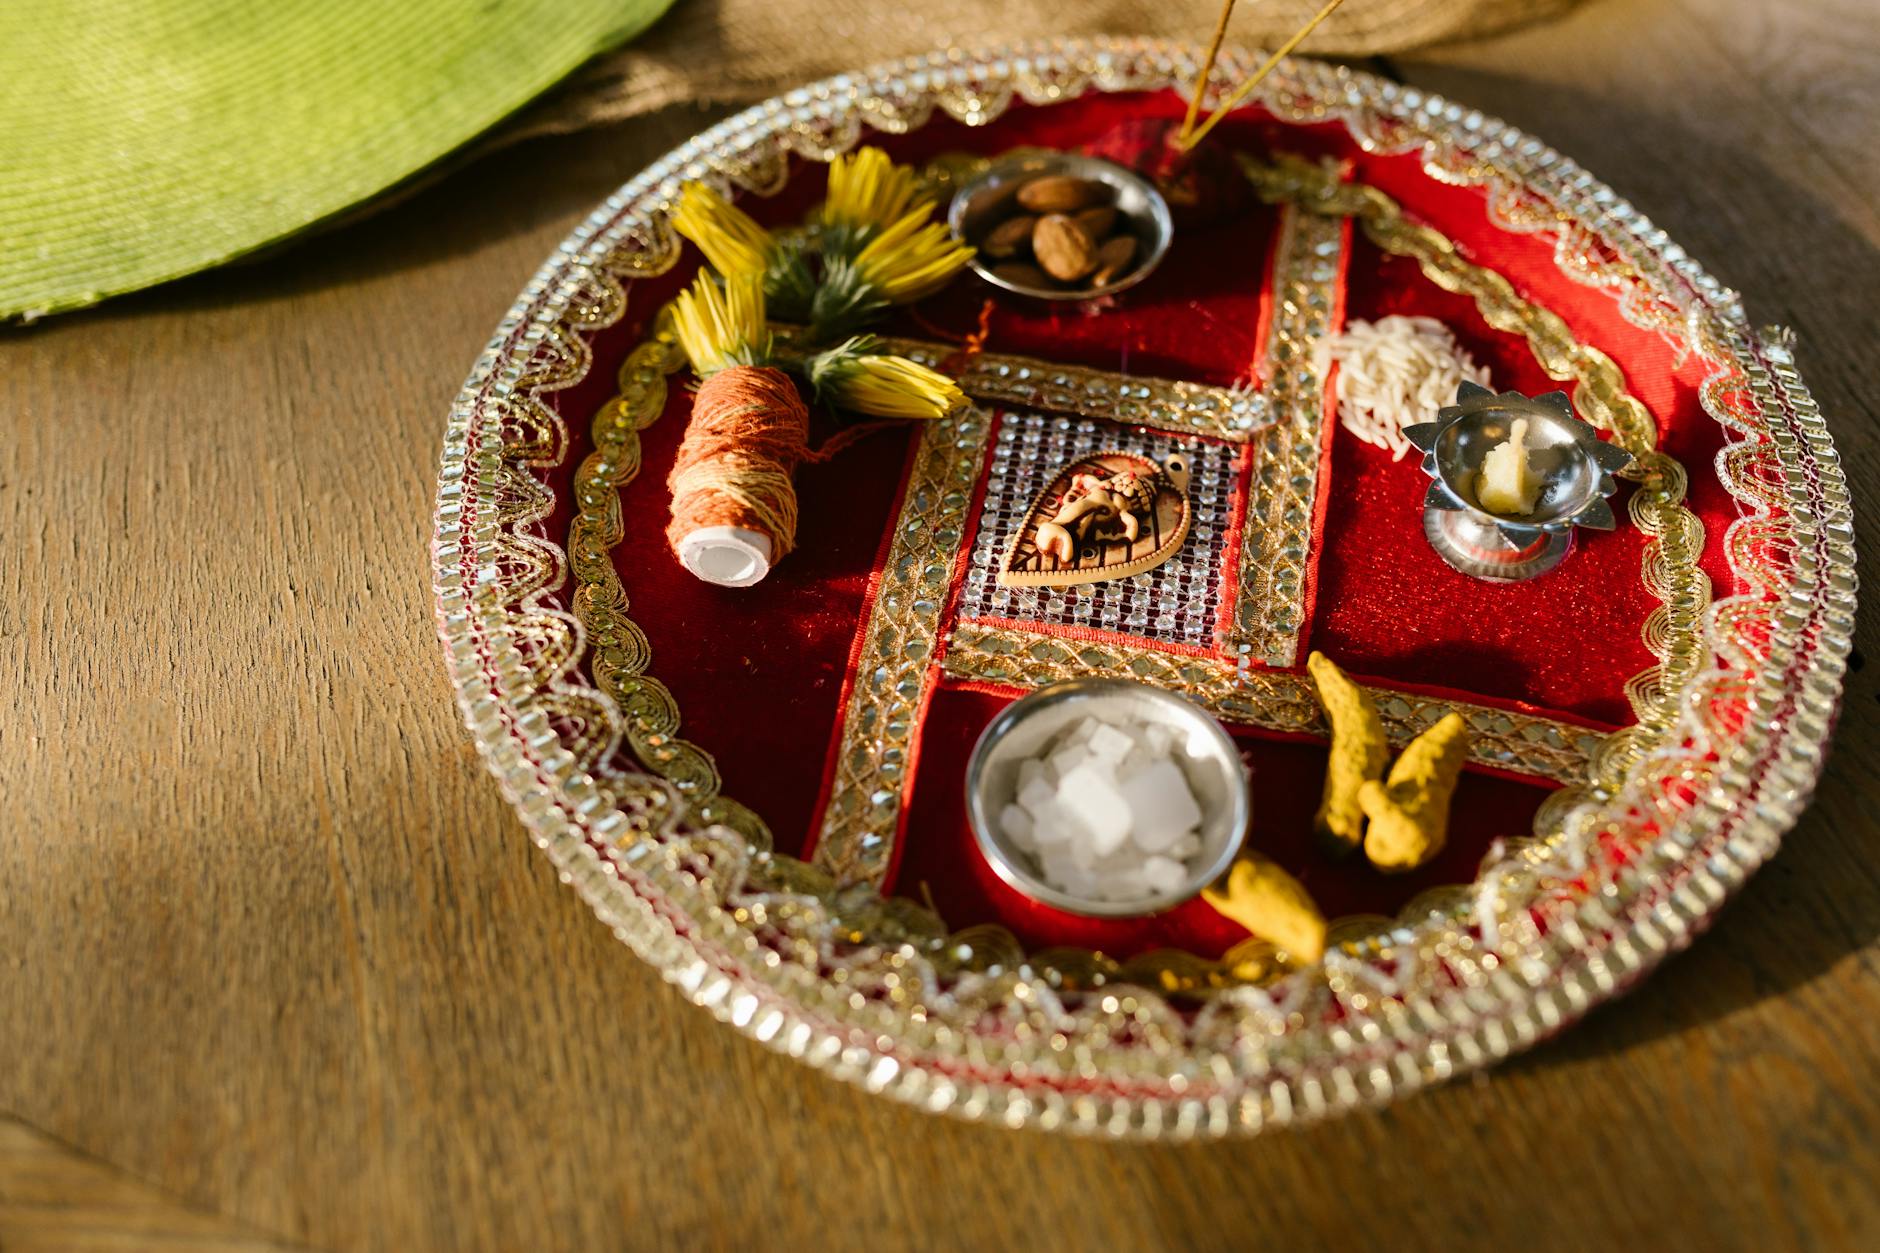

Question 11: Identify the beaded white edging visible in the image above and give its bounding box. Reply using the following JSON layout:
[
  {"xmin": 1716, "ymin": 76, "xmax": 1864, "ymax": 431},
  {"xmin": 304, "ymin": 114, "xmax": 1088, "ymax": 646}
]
[{"xmin": 432, "ymin": 39, "xmax": 1855, "ymax": 1137}]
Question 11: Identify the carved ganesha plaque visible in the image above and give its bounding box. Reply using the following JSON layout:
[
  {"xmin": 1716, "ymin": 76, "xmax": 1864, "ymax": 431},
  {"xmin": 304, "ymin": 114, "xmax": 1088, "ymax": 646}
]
[{"xmin": 997, "ymin": 450, "xmax": 1193, "ymax": 588}]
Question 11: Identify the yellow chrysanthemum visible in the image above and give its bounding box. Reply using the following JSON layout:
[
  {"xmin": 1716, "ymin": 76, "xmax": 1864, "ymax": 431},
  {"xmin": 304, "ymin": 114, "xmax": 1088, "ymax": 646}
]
[
  {"xmin": 821, "ymin": 146, "xmax": 930, "ymax": 232},
  {"xmin": 671, "ymin": 272, "xmax": 768, "ymax": 375},
  {"xmin": 853, "ymin": 206, "xmax": 975, "ymax": 304},
  {"xmin": 672, "ymin": 182, "xmax": 776, "ymax": 279},
  {"xmin": 815, "ymin": 343, "xmax": 964, "ymax": 419}
]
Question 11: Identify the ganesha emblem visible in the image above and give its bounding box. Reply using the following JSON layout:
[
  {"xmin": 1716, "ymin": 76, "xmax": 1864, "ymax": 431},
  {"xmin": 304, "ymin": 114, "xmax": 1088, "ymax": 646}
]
[{"xmin": 998, "ymin": 450, "xmax": 1193, "ymax": 588}]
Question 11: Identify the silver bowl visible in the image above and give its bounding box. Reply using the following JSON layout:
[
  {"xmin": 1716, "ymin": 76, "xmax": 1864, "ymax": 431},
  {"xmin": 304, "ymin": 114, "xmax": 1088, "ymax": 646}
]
[
  {"xmin": 948, "ymin": 152, "xmax": 1174, "ymax": 301},
  {"xmin": 964, "ymin": 678, "xmax": 1249, "ymax": 918},
  {"xmin": 1407, "ymin": 383, "xmax": 1633, "ymax": 582}
]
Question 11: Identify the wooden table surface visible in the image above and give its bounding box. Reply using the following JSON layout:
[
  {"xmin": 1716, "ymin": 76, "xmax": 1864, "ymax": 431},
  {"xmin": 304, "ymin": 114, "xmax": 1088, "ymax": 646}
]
[{"xmin": 4, "ymin": 2, "xmax": 1876, "ymax": 1249}]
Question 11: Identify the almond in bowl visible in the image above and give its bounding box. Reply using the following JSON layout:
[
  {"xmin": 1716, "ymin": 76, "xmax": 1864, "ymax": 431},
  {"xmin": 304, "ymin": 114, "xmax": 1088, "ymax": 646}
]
[{"xmin": 949, "ymin": 153, "xmax": 1172, "ymax": 300}]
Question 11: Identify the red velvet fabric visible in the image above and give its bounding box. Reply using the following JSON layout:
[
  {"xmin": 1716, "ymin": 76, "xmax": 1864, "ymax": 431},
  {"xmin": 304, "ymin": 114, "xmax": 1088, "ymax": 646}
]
[
  {"xmin": 557, "ymin": 89, "xmax": 1752, "ymax": 954},
  {"xmin": 1314, "ymin": 236, "xmax": 1656, "ymax": 724},
  {"xmin": 611, "ymin": 387, "xmax": 914, "ymax": 857},
  {"xmin": 556, "ymin": 241, "xmax": 921, "ymax": 856}
]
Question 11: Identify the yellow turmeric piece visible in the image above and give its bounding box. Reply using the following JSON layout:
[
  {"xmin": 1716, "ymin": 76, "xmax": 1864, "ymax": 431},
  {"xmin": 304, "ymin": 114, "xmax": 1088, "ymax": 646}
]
[
  {"xmin": 1358, "ymin": 712, "xmax": 1471, "ymax": 873},
  {"xmin": 1306, "ymin": 650, "xmax": 1388, "ymax": 855},
  {"xmin": 1202, "ymin": 858, "xmax": 1328, "ymax": 963}
]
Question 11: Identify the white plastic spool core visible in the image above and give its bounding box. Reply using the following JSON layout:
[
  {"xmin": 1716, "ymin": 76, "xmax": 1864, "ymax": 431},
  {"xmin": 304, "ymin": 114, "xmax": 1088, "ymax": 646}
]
[{"xmin": 677, "ymin": 526, "xmax": 773, "ymax": 587}]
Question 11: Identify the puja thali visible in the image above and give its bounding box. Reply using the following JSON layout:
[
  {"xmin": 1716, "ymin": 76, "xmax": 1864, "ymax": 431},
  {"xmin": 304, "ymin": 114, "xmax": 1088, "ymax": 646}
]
[{"xmin": 431, "ymin": 39, "xmax": 1853, "ymax": 1136}]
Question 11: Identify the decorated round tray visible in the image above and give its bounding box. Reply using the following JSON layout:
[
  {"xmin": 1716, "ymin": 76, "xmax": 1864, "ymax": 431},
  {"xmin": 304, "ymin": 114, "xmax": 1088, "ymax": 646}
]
[{"xmin": 432, "ymin": 39, "xmax": 1854, "ymax": 1136}]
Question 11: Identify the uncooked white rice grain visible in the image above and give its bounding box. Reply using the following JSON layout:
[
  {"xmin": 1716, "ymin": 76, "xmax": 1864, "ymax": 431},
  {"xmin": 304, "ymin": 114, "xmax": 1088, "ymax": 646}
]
[{"xmin": 1316, "ymin": 316, "xmax": 1491, "ymax": 460}]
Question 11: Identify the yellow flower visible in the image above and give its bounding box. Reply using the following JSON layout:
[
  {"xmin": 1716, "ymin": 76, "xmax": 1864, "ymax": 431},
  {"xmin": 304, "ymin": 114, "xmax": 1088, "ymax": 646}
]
[
  {"xmin": 815, "ymin": 343, "xmax": 964, "ymax": 419},
  {"xmin": 822, "ymin": 146, "xmax": 929, "ymax": 232},
  {"xmin": 853, "ymin": 206, "xmax": 974, "ymax": 304},
  {"xmin": 671, "ymin": 272, "xmax": 768, "ymax": 375},
  {"xmin": 672, "ymin": 182, "xmax": 775, "ymax": 279}
]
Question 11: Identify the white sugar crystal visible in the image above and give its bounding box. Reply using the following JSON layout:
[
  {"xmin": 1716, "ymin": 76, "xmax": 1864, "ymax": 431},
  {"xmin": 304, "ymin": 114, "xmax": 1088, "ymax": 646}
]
[
  {"xmin": 1049, "ymin": 743, "xmax": 1091, "ymax": 780},
  {"xmin": 1032, "ymin": 806, "xmax": 1074, "ymax": 846},
  {"xmin": 1140, "ymin": 856, "xmax": 1187, "ymax": 895},
  {"xmin": 1017, "ymin": 775, "xmax": 1056, "ymax": 820},
  {"xmin": 1117, "ymin": 759, "xmax": 1203, "ymax": 847},
  {"xmin": 1095, "ymin": 871, "xmax": 1148, "ymax": 902},
  {"xmin": 1133, "ymin": 820, "xmax": 1185, "ymax": 853},
  {"xmin": 1002, "ymin": 709, "xmax": 1217, "ymax": 903},
  {"xmin": 1090, "ymin": 840, "xmax": 1160, "ymax": 898},
  {"xmin": 1055, "ymin": 763, "xmax": 1130, "ymax": 855},
  {"xmin": 1041, "ymin": 847, "xmax": 1094, "ymax": 894},
  {"xmin": 1086, "ymin": 723, "xmax": 1135, "ymax": 763},
  {"xmin": 1000, "ymin": 803, "xmax": 1035, "ymax": 849}
]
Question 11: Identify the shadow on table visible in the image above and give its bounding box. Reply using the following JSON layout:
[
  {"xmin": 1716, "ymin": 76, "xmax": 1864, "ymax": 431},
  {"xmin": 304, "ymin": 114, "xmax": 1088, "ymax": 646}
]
[{"xmin": 1501, "ymin": 744, "xmax": 1880, "ymax": 1071}]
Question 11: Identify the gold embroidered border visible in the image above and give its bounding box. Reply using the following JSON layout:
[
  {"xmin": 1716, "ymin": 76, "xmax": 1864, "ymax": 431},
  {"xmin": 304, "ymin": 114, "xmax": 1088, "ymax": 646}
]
[
  {"xmin": 870, "ymin": 337, "xmax": 1272, "ymax": 442},
  {"xmin": 1230, "ymin": 204, "xmax": 1346, "ymax": 667},
  {"xmin": 568, "ymin": 310, "xmax": 772, "ymax": 849},
  {"xmin": 808, "ymin": 406, "xmax": 993, "ymax": 885},
  {"xmin": 944, "ymin": 622, "xmax": 1601, "ymax": 783}
]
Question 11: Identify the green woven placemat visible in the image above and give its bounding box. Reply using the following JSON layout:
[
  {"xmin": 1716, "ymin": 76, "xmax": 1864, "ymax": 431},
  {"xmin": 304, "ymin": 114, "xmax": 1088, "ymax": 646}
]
[{"xmin": 0, "ymin": 0, "xmax": 673, "ymax": 319}]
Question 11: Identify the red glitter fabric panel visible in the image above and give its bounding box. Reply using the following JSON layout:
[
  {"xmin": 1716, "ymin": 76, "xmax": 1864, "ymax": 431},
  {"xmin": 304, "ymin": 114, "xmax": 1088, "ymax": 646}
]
[
  {"xmin": 1310, "ymin": 237, "xmax": 1658, "ymax": 724},
  {"xmin": 1338, "ymin": 145, "xmax": 1742, "ymax": 595},
  {"xmin": 1308, "ymin": 233, "xmax": 1738, "ymax": 725},
  {"xmin": 895, "ymin": 684, "xmax": 1550, "ymax": 960}
]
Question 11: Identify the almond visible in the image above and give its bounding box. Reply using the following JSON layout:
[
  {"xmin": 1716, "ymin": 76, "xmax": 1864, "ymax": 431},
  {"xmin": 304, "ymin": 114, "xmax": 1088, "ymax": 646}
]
[
  {"xmin": 1089, "ymin": 235, "xmax": 1138, "ymax": 286},
  {"xmin": 1032, "ymin": 214, "xmax": 1098, "ymax": 282},
  {"xmin": 992, "ymin": 260, "xmax": 1055, "ymax": 288},
  {"xmin": 1071, "ymin": 206, "xmax": 1118, "ymax": 239},
  {"xmin": 1016, "ymin": 175, "xmax": 1109, "ymax": 214},
  {"xmin": 981, "ymin": 213, "xmax": 1037, "ymax": 259}
]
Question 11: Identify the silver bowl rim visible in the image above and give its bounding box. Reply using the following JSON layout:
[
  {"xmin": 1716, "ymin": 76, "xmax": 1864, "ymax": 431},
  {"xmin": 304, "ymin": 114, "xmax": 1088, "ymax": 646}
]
[
  {"xmin": 947, "ymin": 151, "xmax": 1175, "ymax": 302},
  {"xmin": 964, "ymin": 677, "xmax": 1250, "ymax": 919}
]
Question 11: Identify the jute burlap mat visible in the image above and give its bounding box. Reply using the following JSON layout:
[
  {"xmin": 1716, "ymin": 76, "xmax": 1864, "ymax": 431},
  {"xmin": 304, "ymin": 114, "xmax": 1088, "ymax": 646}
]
[{"xmin": 506, "ymin": 0, "xmax": 1576, "ymax": 141}]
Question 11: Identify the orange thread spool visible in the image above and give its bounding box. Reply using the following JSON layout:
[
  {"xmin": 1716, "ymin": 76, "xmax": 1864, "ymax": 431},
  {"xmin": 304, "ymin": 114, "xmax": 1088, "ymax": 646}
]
[{"xmin": 665, "ymin": 365, "xmax": 813, "ymax": 586}]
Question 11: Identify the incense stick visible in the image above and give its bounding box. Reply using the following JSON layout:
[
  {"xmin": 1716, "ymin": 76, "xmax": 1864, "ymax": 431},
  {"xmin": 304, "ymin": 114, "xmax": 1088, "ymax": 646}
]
[
  {"xmin": 1176, "ymin": 0, "xmax": 1240, "ymax": 148},
  {"xmin": 1179, "ymin": 0, "xmax": 1347, "ymax": 152}
]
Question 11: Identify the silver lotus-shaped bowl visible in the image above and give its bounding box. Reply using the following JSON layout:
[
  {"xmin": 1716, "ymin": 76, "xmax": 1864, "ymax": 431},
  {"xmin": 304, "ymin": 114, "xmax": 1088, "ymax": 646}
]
[{"xmin": 1405, "ymin": 382, "xmax": 1634, "ymax": 581}]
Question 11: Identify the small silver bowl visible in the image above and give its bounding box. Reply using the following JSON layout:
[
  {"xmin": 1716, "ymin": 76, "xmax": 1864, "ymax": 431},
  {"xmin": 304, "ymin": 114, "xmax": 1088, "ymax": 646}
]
[
  {"xmin": 1407, "ymin": 382, "xmax": 1633, "ymax": 582},
  {"xmin": 965, "ymin": 678, "xmax": 1249, "ymax": 918},
  {"xmin": 948, "ymin": 152, "xmax": 1173, "ymax": 301}
]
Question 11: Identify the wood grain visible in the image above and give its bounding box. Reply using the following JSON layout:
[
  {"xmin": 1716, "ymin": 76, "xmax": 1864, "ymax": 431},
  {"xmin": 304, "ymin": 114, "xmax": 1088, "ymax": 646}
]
[
  {"xmin": 0, "ymin": 1117, "xmax": 301, "ymax": 1252},
  {"xmin": 2, "ymin": 1, "xmax": 1876, "ymax": 1249}
]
